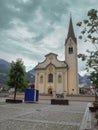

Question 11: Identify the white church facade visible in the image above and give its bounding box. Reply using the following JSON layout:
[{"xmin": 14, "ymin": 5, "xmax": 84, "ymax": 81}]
[{"xmin": 35, "ymin": 17, "xmax": 78, "ymax": 95}]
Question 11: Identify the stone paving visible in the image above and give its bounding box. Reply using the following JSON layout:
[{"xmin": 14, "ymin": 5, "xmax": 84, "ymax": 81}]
[{"xmin": 0, "ymin": 99, "xmax": 89, "ymax": 130}]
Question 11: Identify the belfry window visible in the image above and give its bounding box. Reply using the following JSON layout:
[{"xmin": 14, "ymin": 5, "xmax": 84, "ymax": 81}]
[
  {"xmin": 48, "ymin": 73, "xmax": 53, "ymax": 82},
  {"xmin": 68, "ymin": 47, "xmax": 73, "ymax": 54}
]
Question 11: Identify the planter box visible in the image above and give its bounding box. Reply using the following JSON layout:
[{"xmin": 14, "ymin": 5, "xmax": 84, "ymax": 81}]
[
  {"xmin": 93, "ymin": 101, "xmax": 98, "ymax": 106},
  {"xmin": 89, "ymin": 107, "xmax": 96, "ymax": 112},
  {"xmin": 51, "ymin": 99, "xmax": 69, "ymax": 105},
  {"xmin": 6, "ymin": 99, "xmax": 23, "ymax": 103}
]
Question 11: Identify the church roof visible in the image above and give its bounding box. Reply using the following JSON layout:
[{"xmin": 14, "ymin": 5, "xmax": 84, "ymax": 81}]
[
  {"xmin": 65, "ymin": 16, "xmax": 77, "ymax": 44},
  {"xmin": 36, "ymin": 53, "xmax": 68, "ymax": 69},
  {"xmin": 45, "ymin": 53, "xmax": 58, "ymax": 57}
]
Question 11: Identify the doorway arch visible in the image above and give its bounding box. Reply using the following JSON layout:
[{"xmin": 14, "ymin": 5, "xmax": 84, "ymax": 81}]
[{"xmin": 48, "ymin": 88, "xmax": 52, "ymax": 94}]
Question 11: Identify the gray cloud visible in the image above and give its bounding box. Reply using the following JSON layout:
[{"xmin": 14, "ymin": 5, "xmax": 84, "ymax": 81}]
[{"xmin": 0, "ymin": 0, "xmax": 98, "ymax": 72}]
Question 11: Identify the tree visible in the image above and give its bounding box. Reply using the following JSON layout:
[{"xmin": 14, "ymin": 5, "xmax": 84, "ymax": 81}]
[
  {"xmin": 77, "ymin": 9, "xmax": 98, "ymax": 91},
  {"xmin": 7, "ymin": 58, "xmax": 27, "ymax": 100}
]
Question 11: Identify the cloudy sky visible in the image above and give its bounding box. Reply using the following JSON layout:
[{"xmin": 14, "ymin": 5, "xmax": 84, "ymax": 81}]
[{"xmin": 0, "ymin": 0, "xmax": 98, "ymax": 74}]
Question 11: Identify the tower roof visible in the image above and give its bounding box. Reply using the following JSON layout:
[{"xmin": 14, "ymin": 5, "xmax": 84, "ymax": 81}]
[{"xmin": 66, "ymin": 16, "xmax": 76, "ymax": 43}]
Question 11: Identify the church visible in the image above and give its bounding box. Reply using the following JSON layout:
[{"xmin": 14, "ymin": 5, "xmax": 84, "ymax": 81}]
[{"xmin": 35, "ymin": 17, "xmax": 78, "ymax": 95}]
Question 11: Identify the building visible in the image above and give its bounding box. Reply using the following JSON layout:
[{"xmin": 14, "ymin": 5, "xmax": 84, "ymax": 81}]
[{"xmin": 35, "ymin": 17, "xmax": 78, "ymax": 95}]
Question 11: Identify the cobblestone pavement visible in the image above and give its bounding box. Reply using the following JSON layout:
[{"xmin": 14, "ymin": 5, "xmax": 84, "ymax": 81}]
[{"xmin": 0, "ymin": 99, "xmax": 88, "ymax": 130}]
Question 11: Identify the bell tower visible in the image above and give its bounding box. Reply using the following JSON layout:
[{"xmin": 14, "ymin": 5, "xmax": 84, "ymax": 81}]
[{"xmin": 65, "ymin": 16, "xmax": 78, "ymax": 94}]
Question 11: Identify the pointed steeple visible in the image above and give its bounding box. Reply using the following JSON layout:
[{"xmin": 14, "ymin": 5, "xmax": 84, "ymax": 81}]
[{"xmin": 66, "ymin": 15, "xmax": 76, "ymax": 44}]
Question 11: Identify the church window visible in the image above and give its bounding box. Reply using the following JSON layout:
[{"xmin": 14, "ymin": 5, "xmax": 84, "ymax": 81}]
[
  {"xmin": 48, "ymin": 73, "xmax": 53, "ymax": 82},
  {"xmin": 68, "ymin": 47, "xmax": 73, "ymax": 54},
  {"xmin": 58, "ymin": 75, "xmax": 62, "ymax": 83},
  {"xmin": 40, "ymin": 75, "xmax": 43, "ymax": 83}
]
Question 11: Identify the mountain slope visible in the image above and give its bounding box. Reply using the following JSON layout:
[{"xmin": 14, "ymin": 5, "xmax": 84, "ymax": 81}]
[
  {"xmin": 26, "ymin": 67, "xmax": 36, "ymax": 83},
  {"xmin": 79, "ymin": 74, "xmax": 91, "ymax": 87},
  {"xmin": 0, "ymin": 58, "xmax": 91, "ymax": 87},
  {"xmin": 0, "ymin": 59, "xmax": 10, "ymax": 84},
  {"xmin": 0, "ymin": 59, "xmax": 10, "ymax": 73}
]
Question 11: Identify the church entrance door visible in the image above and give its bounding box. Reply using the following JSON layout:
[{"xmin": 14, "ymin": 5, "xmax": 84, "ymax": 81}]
[{"xmin": 48, "ymin": 88, "xmax": 52, "ymax": 94}]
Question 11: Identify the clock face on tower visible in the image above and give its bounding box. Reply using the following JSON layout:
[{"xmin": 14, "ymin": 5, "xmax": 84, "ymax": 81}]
[
  {"xmin": 68, "ymin": 38, "xmax": 73, "ymax": 46},
  {"xmin": 68, "ymin": 43, "xmax": 71, "ymax": 46},
  {"xmin": 68, "ymin": 42, "xmax": 73, "ymax": 46}
]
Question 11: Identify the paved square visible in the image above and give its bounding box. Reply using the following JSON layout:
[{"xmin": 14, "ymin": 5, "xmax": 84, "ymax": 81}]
[{"xmin": 0, "ymin": 100, "xmax": 88, "ymax": 130}]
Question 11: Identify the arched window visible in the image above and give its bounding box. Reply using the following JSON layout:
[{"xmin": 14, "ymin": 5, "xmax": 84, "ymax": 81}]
[
  {"xmin": 58, "ymin": 75, "xmax": 62, "ymax": 83},
  {"xmin": 68, "ymin": 47, "xmax": 73, "ymax": 54},
  {"xmin": 40, "ymin": 75, "xmax": 43, "ymax": 83},
  {"xmin": 48, "ymin": 73, "xmax": 53, "ymax": 82}
]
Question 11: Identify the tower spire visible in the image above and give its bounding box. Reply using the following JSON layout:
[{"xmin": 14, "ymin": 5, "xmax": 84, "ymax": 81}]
[{"xmin": 66, "ymin": 15, "xmax": 76, "ymax": 43}]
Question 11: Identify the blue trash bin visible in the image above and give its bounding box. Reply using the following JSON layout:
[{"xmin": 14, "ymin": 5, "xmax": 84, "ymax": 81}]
[{"xmin": 24, "ymin": 89, "xmax": 39, "ymax": 102}]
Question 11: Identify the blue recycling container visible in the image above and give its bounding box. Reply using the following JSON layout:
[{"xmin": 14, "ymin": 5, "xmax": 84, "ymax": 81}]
[{"xmin": 24, "ymin": 89, "xmax": 39, "ymax": 102}]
